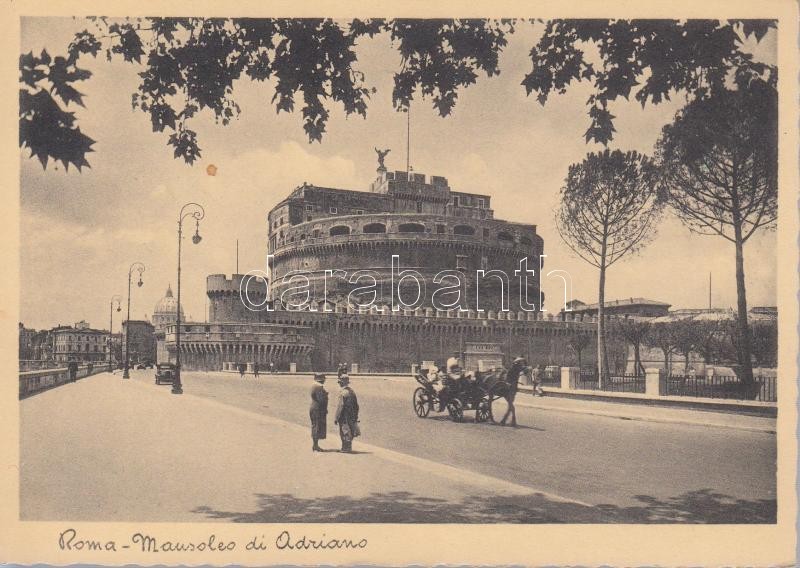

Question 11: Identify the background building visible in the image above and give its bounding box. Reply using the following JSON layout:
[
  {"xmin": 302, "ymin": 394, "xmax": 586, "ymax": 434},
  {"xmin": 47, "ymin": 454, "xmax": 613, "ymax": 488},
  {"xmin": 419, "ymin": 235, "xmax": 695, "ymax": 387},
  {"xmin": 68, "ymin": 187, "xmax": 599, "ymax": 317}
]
[
  {"xmin": 122, "ymin": 320, "xmax": 156, "ymax": 365},
  {"xmin": 19, "ymin": 323, "xmax": 36, "ymax": 360},
  {"xmin": 52, "ymin": 323, "xmax": 108, "ymax": 363},
  {"xmin": 563, "ymin": 297, "xmax": 671, "ymax": 319},
  {"xmin": 153, "ymin": 285, "xmax": 183, "ymax": 363}
]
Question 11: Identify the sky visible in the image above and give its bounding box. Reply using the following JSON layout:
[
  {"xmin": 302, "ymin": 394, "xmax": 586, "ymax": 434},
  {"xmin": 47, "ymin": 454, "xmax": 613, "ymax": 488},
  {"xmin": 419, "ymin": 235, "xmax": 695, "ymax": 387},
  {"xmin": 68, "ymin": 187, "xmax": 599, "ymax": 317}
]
[{"xmin": 19, "ymin": 18, "xmax": 778, "ymax": 332}]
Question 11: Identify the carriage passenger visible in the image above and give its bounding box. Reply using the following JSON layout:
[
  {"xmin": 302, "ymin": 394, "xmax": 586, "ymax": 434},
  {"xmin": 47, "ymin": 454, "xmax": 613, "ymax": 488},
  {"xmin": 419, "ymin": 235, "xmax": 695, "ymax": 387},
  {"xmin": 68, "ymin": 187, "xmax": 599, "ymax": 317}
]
[{"xmin": 438, "ymin": 351, "xmax": 470, "ymax": 411}]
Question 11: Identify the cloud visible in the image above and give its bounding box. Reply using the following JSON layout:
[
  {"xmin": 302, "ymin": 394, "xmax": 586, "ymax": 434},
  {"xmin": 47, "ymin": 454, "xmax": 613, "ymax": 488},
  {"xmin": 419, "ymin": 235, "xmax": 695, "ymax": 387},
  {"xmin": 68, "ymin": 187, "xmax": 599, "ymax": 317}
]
[{"xmin": 20, "ymin": 142, "xmax": 359, "ymax": 329}]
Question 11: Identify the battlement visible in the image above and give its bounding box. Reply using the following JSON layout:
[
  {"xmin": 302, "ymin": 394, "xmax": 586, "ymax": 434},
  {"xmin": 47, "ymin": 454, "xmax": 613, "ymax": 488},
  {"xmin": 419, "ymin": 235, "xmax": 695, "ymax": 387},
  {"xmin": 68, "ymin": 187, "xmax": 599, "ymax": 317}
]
[
  {"xmin": 207, "ymin": 274, "xmax": 267, "ymax": 298},
  {"xmin": 369, "ymin": 170, "xmax": 450, "ymax": 195}
]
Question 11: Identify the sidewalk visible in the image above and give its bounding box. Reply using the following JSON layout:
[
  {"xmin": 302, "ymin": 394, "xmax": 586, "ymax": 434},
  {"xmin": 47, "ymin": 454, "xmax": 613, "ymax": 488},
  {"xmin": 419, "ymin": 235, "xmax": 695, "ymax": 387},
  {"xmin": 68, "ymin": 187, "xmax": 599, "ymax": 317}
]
[
  {"xmin": 514, "ymin": 387, "xmax": 776, "ymax": 433},
  {"xmin": 20, "ymin": 372, "xmax": 600, "ymax": 523}
]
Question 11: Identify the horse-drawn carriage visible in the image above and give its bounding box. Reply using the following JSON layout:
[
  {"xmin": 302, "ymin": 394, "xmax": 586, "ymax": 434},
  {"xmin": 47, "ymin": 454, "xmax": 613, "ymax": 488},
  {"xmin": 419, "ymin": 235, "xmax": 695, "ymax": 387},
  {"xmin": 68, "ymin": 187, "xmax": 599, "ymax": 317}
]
[{"xmin": 412, "ymin": 366, "xmax": 512, "ymax": 423}]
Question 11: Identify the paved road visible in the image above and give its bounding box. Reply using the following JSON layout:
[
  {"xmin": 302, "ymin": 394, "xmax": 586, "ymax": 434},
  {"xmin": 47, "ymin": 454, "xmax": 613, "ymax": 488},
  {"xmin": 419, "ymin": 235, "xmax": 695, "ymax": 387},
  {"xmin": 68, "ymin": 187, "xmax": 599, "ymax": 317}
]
[
  {"xmin": 20, "ymin": 370, "xmax": 776, "ymax": 523},
  {"xmin": 150, "ymin": 370, "xmax": 778, "ymax": 520}
]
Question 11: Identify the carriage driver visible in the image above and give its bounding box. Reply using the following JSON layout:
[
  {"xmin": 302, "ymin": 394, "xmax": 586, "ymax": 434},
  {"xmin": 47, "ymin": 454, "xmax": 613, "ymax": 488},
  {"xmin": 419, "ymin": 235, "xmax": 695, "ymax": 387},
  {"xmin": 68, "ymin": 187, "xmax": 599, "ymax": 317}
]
[{"xmin": 437, "ymin": 350, "xmax": 468, "ymax": 411}]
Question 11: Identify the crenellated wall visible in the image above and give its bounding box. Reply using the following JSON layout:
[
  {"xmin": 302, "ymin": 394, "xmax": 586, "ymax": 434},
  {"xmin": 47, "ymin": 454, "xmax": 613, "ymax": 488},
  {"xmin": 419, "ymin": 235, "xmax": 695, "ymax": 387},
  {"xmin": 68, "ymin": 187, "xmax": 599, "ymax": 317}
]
[
  {"xmin": 255, "ymin": 307, "xmax": 597, "ymax": 372},
  {"xmin": 207, "ymin": 274, "xmax": 268, "ymax": 323},
  {"xmin": 195, "ymin": 271, "xmax": 601, "ymax": 372}
]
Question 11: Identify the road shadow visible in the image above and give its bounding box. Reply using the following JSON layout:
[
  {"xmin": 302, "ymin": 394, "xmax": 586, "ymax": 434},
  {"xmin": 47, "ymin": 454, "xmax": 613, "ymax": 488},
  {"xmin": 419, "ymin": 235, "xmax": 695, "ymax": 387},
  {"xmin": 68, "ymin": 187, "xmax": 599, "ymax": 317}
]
[
  {"xmin": 423, "ymin": 415, "xmax": 545, "ymax": 431},
  {"xmin": 192, "ymin": 488, "xmax": 775, "ymax": 524}
]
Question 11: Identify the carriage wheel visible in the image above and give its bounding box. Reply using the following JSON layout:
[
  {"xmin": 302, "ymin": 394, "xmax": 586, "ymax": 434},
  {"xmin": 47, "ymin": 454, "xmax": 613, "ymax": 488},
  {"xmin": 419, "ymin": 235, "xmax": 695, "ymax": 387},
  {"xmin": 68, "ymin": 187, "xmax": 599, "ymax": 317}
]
[
  {"xmin": 446, "ymin": 399, "xmax": 464, "ymax": 422},
  {"xmin": 413, "ymin": 387, "xmax": 431, "ymax": 418},
  {"xmin": 475, "ymin": 397, "xmax": 491, "ymax": 423}
]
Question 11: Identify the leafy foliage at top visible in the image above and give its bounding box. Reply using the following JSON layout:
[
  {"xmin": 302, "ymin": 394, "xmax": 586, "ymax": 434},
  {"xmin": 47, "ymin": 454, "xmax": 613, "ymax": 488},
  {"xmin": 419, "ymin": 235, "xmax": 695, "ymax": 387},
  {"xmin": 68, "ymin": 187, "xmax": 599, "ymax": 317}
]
[
  {"xmin": 19, "ymin": 18, "xmax": 775, "ymax": 171},
  {"xmin": 522, "ymin": 19, "xmax": 776, "ymax": 144},
  {"xmin": 19, "ymin": 47, "xmax": 96, "ymax": 171}
]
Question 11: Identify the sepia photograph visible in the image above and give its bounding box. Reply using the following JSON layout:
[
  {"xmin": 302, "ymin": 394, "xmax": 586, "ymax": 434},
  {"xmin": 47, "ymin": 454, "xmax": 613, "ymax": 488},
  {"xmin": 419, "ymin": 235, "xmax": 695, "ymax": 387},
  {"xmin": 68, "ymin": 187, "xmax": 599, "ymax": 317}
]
[{"xmin": 4, "ymin": 4, "xmax": 798, "ymax": 566}]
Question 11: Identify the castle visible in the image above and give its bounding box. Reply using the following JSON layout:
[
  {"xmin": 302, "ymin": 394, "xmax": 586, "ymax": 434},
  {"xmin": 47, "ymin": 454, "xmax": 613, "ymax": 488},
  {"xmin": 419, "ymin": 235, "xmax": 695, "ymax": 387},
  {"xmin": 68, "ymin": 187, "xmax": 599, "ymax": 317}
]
[
  {"xmin": 161, "ymin": 168, "xmax": 595, "ymax": 373},
  {"xmin": 267, "ymin": 169, "xmax": 543, "ymax": 310}
]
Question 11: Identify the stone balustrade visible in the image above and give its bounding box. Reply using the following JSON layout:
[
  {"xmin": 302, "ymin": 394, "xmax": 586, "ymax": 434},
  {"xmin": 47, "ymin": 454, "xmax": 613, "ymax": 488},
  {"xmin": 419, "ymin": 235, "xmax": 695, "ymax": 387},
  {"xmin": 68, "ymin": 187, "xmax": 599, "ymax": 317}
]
[{"xmin": 19, "ymin": 363, "xmax": 106, "ymax": 399}]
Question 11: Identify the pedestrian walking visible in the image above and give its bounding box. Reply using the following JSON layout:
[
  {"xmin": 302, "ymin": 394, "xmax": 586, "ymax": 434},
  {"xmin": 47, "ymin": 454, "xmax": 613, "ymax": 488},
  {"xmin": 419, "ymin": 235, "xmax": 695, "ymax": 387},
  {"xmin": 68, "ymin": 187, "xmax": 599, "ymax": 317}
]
[
  {"xmin": 531, "ymin": 364, "xmax": 545, "ymax": 396},
  {"xmin": 500, "ymin": 356, "xmax": 526, "ymax": 427},
  {"xmin": 67, "ymin": 360, "xmax": 78, "ymax": 383},
  {"xmin": 253, "ymin": 361, "xmax": 260, "ymax": 378},
  {"xmin": 238, "ymin": 362, "xmax": 245, "ymax": 378},
  {"xmin": 269, "ymin": 361, "xmax": 275, "ymax": 374},
  {"xmin": 309, "ymin": 373, "xmax": 328, "ymax": 452},
  {"xmin": 334, "ymin": 374, "xmax": 360, "ymax": 453}
]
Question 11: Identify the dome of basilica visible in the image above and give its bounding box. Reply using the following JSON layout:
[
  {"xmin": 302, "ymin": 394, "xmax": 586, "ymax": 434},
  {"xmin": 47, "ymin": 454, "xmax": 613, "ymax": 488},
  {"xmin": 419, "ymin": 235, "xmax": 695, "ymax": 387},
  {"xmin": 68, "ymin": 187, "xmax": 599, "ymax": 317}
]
[{"xmin": 152, "ymin": 285, "xmax": 184, "ymax": 333}]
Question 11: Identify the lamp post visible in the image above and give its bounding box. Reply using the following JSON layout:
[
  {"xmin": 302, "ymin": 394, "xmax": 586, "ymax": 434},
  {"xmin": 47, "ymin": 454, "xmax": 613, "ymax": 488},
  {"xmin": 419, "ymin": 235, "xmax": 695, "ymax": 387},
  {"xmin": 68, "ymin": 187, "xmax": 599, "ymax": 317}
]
[
  {"xmin": 123, "ymin": 262, "xmax": 145, "ymax": 379},
  {"xmin": 108, "ymin": 294, "xmax": 121, "ymax": 372},
  {"xmin": 173, "ymin": 202, "xmax": 205, "ymax": 395}
]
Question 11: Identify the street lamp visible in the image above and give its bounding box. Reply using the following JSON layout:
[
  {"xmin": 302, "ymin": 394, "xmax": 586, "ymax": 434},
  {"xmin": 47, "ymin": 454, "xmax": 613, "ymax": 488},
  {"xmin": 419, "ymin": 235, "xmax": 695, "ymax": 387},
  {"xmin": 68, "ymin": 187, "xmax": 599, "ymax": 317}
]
[
  {"xmin": 108, "ymin": 294, "xmax": 121, "ymax": 372},
  {"xmin": 173, "ymin": 202, "xmax": 205, "ymax": 395},
  {"xmin": 123, "ymin": 262, "xmax": 145, "ymax": 379}
]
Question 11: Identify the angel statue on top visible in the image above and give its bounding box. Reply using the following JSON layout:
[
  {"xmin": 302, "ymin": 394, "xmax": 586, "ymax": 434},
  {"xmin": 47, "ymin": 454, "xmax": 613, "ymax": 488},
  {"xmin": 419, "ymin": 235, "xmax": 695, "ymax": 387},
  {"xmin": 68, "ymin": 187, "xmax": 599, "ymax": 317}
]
[{"xmin": 374, "ymin": 147, "xmax": 391, "ymax": 170}]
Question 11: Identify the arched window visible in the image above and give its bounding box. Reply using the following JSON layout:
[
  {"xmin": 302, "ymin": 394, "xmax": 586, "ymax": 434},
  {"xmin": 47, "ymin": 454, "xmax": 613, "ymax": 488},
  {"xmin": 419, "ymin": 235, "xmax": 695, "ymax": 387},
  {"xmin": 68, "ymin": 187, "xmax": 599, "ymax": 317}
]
[
  {"xmin": 398, "ymin": 223, "xmax": 425, "ymax": 233},
  {"xmin": 497, "ymin": 232, "xmax": 514, "ymax": 244},
  {"xmin": 453, "ymin": 225, "xmax": 475, "ymax": 236},
  {"xmin": 329, "ymin": 225, "xmax": 351, "ymax": 237},
  {"xmin": 300, "ymin": 234, "xmax": 306, "ymax": 241},
  {"xmin": 312, "ymin": 229, "xmax": 321, "ymax": 238},
  {"xmin": 363, "ymin": 222, "xmax": 387, "ymax": 234}
]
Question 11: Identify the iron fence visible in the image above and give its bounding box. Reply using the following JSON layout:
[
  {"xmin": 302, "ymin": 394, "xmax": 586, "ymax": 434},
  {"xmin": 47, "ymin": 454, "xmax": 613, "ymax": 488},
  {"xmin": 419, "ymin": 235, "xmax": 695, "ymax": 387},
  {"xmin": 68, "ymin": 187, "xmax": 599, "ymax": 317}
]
[
  {"xmin": 574, "ymin": 369, "xmax": 645, "ymax": 393},
  {"xmin": 665, "ymin": 374, "xmax": 776, "ymax": 402},
  {"xmin": 602, "ymin": 373, "xmax": 646, "ymax": 394},
  {"xmin": 577, "ymin": 368, "xmax": 599, "ymax": 390}
]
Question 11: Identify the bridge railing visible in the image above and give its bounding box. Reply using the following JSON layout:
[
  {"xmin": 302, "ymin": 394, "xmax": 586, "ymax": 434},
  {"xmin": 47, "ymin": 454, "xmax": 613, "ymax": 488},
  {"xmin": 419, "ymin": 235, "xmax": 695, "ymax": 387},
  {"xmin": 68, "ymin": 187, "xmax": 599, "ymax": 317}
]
[{"xmin": 19, "ymin": 363, "xmax": 106, "ymax": 399}]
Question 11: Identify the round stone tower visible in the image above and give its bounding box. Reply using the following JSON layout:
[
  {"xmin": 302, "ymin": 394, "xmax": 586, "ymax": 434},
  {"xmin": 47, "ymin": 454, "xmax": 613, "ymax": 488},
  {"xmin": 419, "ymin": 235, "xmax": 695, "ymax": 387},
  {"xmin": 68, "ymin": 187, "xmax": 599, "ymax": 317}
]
[
  {"xmin": 207, "ymin": 274, "xmax": 268, "ymax": 323},
  {"xmin": 266, "ymin": 170, "xmax": 543, "ymax": 311}
]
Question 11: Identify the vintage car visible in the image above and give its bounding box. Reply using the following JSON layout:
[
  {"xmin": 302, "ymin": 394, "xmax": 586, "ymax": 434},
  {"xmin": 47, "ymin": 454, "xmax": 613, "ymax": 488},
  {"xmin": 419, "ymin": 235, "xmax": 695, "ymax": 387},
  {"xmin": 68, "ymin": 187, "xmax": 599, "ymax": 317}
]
[{"xmin": 155, "ymin": 363, "xmax": 176, "ymax": 385}]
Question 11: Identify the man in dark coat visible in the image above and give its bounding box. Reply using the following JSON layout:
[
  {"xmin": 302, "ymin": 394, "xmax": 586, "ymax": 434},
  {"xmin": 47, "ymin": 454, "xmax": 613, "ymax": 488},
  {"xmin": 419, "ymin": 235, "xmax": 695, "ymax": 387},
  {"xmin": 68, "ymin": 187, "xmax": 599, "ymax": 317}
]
[
  {"xmin": 309, "ymin": 373, "xmax": 328, "ymax": 451},
  {"xmin": 67, "ymin": 360, "xmax": 78, "ymax": 382},
  {"xmin": 334, "ymin": 374, "xmax": 359, "ymax": 453},
  {"xmin": 500, "ymin": 357, "xmax": 526, "ymax": 427}
]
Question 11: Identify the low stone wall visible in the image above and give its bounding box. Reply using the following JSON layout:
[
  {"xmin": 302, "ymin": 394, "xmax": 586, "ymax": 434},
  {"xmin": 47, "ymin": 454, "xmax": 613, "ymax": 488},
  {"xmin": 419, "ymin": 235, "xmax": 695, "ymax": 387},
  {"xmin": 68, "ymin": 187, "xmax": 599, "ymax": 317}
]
[{"xmin": 19, "ymin": 363, "xmax": 106, "ymax": 399}]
